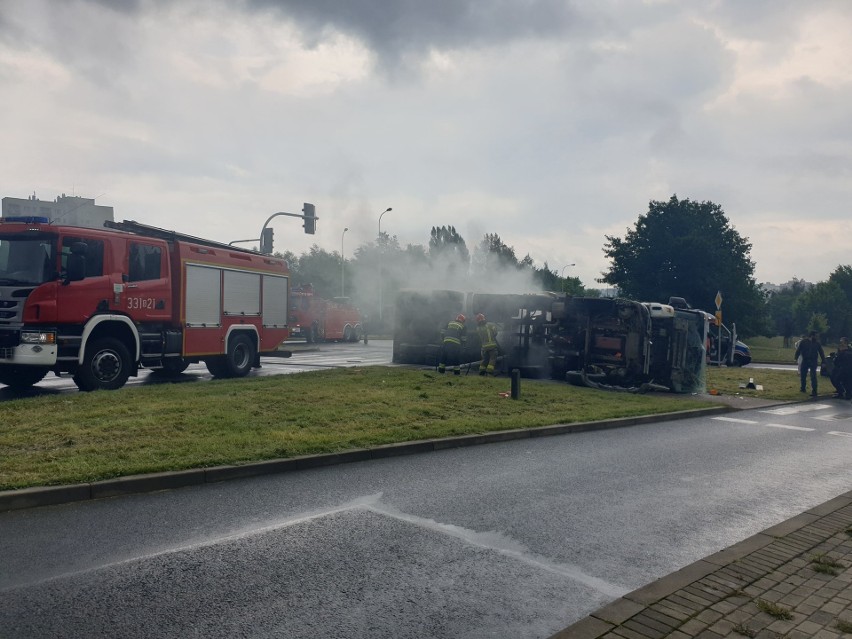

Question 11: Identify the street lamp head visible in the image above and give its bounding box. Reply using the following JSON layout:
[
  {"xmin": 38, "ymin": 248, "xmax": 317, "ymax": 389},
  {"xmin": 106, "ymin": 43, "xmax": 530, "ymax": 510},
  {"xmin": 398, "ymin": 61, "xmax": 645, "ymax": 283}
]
[{"xmin": 378, "ymin": 207, "xmax": 393, "ymax": 235}]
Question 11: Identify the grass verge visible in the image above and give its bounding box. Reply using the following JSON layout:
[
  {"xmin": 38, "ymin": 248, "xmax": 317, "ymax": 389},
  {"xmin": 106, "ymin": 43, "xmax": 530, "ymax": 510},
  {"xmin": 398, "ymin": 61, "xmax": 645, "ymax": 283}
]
[
  {"xmin": 0, "ymin": 366, "xmax": 716, "ymax": 490},
  {"xmin": 705, "ymin": 366, "xmax": 806, "ymax": 401}
]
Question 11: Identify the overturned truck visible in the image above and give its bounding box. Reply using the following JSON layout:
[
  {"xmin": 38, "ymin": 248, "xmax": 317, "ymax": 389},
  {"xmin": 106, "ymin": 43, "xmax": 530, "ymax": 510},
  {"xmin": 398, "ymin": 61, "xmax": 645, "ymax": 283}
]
[{"xmin": 392, "ymin": 290, "xmax": 708, "ymax": 393}]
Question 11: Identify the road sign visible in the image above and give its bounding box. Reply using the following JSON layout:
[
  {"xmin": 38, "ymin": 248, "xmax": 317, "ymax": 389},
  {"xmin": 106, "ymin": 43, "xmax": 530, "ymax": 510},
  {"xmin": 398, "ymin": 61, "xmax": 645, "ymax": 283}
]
[{"xmin": 715, "ymin": 291, "xmax": 723, "ymax": 310}]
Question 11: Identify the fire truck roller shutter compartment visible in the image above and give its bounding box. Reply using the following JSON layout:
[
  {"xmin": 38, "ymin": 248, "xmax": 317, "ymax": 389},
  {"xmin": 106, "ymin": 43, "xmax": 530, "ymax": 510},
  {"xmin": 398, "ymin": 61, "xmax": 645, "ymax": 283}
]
[
  {"xmin": 262, "ymin": 275, "xmax": 288, "ymax": 328},
  {"xmin": 223, "ymin": 270, "xmax": 261, "ymax": 316},
  {"xmin": 185, "ymin": 264, "xmax": 222, "ymax": 328}
]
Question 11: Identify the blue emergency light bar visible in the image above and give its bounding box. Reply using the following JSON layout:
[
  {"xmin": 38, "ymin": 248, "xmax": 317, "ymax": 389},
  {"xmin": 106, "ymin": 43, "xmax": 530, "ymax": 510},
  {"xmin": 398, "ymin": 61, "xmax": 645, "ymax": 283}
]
[{"xmin": 1, "ymin": 216, "xmax": 51, "ymax": 224}]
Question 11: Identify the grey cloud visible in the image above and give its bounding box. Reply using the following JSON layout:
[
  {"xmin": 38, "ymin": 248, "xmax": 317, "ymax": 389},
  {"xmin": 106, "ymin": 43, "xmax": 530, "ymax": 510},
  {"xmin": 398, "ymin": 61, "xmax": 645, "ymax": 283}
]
[{"xmin": 243, "ymin": 0, "xmax": 590, "ymax": 66}]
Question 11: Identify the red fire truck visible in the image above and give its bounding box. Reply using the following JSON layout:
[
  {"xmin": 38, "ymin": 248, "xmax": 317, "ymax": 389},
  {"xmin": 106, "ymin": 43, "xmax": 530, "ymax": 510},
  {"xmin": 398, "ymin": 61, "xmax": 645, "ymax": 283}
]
[
  {"xmin": 0, "ymin": 218, "xmax": 291, "ymax": 391},
  {"xmin": 289, "ymin": 284, "xmax": 363, "ymax": 343}
]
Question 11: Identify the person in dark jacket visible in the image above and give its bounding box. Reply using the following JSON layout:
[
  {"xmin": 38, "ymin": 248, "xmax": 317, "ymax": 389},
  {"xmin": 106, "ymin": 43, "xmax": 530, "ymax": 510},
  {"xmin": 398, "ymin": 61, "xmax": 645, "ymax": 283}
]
[
  {"xmin": 830, "ymin": 337, "xmax": 852, "ymax": 400},
  {"xmin": 794, "ymin": 331, "xmax": 826, "ymax": 397},
  {"xmin": 438, "ymin": 314, "xmax": 467, "ymax": 375}
]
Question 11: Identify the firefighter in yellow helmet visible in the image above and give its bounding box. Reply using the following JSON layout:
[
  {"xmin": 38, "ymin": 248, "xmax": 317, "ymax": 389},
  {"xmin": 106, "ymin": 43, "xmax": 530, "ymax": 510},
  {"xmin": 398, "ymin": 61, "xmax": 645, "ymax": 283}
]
[
  {"xmin": 438, "ymin": 314, "xmax": 467, "ymax": 375},
  {"xmin": 475, "ymin": 313, "xmax": 499, "ymax": 376}
]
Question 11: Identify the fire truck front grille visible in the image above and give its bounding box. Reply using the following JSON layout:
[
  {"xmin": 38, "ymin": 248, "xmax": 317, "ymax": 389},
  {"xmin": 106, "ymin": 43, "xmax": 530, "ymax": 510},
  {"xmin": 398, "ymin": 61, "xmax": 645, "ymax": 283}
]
[{"xmin": 0, "ymin": 288, "xmax": 29, "ymax": 324}]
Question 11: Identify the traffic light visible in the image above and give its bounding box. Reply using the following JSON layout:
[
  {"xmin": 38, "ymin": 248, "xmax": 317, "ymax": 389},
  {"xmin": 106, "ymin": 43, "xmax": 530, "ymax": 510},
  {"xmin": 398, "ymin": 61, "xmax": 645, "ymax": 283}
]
[
  {"xmin": 260, "ymin": 227, "xmax": 274, "ymax": 254},
  {"xmin": 302, "ymin": 202, "xmax": 316, "ymax": 235}
]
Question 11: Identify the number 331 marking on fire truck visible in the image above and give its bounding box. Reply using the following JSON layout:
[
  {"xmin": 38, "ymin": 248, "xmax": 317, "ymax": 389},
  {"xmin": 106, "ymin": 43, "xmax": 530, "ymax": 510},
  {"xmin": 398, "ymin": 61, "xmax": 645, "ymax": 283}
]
[{"xmin": 127, "ymin": 297, "xmax": 156, "ymax": 310}]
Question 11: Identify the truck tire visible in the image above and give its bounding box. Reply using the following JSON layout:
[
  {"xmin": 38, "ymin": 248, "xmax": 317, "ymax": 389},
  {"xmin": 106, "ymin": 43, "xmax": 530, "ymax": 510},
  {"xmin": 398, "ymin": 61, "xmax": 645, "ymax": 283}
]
[
  {"xmin": 343, "ymin": 325, "xmax": 354, "ymax": 342},
  {"xmin": 205, "ymin": 335, "xmax": 255, "ymax": 378},
  {"xmin": 74, "ymin": 337, "xmax": 132, "ymax": 391},
  {"xmin": 0, "ymin": 366, "xmax": 48, "ymax": 389},
  {"xmin": 205, "ymin": 357, "xmax": 229, "ymax": 378},
  {"xmin": 158, "ymin": 358, "xmax": 189, "ymax": 376}
]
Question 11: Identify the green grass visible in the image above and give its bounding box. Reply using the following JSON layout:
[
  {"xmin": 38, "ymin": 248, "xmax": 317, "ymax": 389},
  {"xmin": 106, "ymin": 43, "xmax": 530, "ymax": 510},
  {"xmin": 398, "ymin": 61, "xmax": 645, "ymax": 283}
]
[
  {"xmin": 705, "ymin": 366, "xmax": 805, "ymax": 401},
  {"xmin": 732, "ymin": 623, "xmax": 757, "ymax": 638},
  {"xmin": 756, "ymin": 598, "xmax": 793, "ymax": 620},
  {"xmin": 747, "ymin": 335, "xmax": 844, "ymax": 365},
  {"xmin": 746, "ymin": 336, "xmax": 795, "ymax": 365},
  {"xmin": 0, "ymin": 366, "xmax": 715, "ymax": 491},
  {"xmin": 811, "ymin": 553, "xmax": 845, "ymax": 576}
]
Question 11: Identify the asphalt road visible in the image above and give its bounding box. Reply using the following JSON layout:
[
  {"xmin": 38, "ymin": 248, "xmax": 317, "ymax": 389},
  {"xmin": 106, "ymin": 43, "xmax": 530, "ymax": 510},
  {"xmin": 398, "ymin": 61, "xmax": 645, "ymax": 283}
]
[
  {"xmin": 1, "ymin": 401, "xmax": 850, "ymax": 638},
  {"xmin": 0, "ymin": 339, "xmax": 394, "ymax": 400}
]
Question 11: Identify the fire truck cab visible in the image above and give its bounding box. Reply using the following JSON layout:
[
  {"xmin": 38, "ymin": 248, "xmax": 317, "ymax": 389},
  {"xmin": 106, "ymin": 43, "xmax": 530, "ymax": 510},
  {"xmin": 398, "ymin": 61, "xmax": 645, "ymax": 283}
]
[{"xmin": 0, "ymin": 218, "xmax": 290, "ymax": 391}]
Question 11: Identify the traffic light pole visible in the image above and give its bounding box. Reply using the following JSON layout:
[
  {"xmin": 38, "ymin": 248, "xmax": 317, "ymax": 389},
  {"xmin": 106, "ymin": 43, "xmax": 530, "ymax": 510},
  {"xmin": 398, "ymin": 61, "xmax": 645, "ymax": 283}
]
[{"xmin": 257, "ymin": 203, "xmax": 318, "ymax": 254}]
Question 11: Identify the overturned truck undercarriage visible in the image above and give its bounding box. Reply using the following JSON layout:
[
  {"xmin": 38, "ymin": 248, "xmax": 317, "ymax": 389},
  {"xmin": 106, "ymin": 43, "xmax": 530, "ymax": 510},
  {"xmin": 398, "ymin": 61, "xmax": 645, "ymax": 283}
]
[{"xmin": 392, "ymin": 290, "xmax": 708, "ymax": 393}]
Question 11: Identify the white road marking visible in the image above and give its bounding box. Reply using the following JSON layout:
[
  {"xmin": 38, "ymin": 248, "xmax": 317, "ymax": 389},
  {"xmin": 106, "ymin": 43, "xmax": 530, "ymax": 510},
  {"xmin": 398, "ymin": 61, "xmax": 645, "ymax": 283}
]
[
  {"xmin": 712, "ymin": 417, "xmax": 759, "ymax": 424},
  {"xmin": 812, "ymin": 413, "xmax": 852, "ymax": 422},
  {"xmin": 828, "ymin": 431, "xmax": 852, "ymax": 438},
  {"xmin": 764, "ymin": 423, "xmax": 815, "ymax": 432},
  {"xmin": 761, "ymin": 404, "xmax": 832, "ymax": 415}
]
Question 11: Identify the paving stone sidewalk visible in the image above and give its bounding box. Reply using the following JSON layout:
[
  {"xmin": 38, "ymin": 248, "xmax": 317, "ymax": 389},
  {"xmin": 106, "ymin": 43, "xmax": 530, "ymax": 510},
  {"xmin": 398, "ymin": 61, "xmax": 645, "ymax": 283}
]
[{"xmin": 551, "ymin": 490, "xmax": 852, "ymax": 639}]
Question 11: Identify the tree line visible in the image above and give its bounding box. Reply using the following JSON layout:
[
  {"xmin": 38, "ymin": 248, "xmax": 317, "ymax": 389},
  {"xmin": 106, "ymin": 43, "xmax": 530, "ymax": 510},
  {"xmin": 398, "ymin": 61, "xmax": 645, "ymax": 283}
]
[
  {"xmin": 276, "ymin": 226, "xmax": 588, "ymax": 330},
  {"xmin": 276, "ymin": 194, "xmax": 851, "ymax": 342}
]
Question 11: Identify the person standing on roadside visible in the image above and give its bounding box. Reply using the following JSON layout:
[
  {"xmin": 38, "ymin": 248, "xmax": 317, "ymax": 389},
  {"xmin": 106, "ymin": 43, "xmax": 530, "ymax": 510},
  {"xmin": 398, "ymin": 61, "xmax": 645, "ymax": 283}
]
[
  {"xmin": 438, "ymin": 314, "xmax": 467, "ymax": 375},
  {"xmin": 830, "ymin": 337, "xmax": 852, "ymax": 400},
  {"xmin": 794, "ymin": 331, "xmax": 826, "ymax": 397}
]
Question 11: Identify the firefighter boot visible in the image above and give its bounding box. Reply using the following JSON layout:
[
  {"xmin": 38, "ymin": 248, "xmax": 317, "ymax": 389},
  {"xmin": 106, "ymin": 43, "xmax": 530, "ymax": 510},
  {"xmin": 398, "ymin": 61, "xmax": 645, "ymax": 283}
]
[
  {"xmin": 438, "ymin": 365, "xmax": 446, "ymax": 374},
  {"xmin": 453, "ymin": 368, "xmax": 461, "ymax": 376},
  {"xmin": 479, "ymin": 369, "xmax": 487, "ymax": 376}
]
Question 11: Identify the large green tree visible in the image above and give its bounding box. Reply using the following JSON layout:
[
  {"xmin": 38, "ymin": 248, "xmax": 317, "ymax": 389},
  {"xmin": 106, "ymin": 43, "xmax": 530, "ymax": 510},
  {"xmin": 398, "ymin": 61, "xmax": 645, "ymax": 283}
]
[
  {"xmin": 601, "ymin": 195, "xmax": 768, "ymax": 336},
  {"xmin": 765, "ymin": 279, "xmax": 808, "ymax": 346},
  {"xmin": 792, "ymin": 280, "xmax": 849, "ymax": 343}
]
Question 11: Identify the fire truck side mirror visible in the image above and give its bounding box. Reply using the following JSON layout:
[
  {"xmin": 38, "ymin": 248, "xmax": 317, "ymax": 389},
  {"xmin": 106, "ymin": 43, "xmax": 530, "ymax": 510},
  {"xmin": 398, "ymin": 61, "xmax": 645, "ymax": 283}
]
[
  {"xmin": 260, "ymin": 227, "xmax": 274, "ymax": 255},
  {"xmin": 64, "ymin": 242, "xmax": 88, "ymax": 284},
  {"xmin": 302, "ymin": 203, "xmax": 316, "ymax": 235}
]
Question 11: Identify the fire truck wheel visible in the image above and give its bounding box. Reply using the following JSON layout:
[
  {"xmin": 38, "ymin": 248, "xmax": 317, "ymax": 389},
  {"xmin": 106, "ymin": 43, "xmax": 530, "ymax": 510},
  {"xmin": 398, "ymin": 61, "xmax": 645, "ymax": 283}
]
[
  {"xmin": 0, "ymin": 366, "xmax": 48, "ymax": 389},
  {"xmin": 75, "ymin": 337, "xmax": 131, "ymax": 391},
  {"xmin": 158, "ymin": 358, "xmax": 190, "ymax": 375},
  {"xmin": 344, "ymin": 326, "xmax": 354, "ymax": 342},
  {"xmin": 205, "ymin": 358, "xmax": 229, "ymax": 378},
  {"xmin": 225, "ymin": 333, "xmax": 255, "ymax": 377}
]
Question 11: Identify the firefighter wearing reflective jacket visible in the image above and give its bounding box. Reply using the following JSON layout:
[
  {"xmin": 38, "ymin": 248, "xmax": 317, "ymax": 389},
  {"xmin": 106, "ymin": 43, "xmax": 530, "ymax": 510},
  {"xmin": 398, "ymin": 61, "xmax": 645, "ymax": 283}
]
[
  {"xmin": 438, "ymin": 314, "xmax": 467, "ymax": 375},
  {"xmin": 475, "ymin": 313, "xmax": 499, "ymax": 376}
]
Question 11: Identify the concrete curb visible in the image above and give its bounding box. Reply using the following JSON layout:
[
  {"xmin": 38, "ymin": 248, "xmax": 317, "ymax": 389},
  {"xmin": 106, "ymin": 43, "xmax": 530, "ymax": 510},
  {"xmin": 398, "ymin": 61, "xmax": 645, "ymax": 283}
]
[{"xmin": 0, "ymin": 405, "xmax": 730, "ymax": 513}]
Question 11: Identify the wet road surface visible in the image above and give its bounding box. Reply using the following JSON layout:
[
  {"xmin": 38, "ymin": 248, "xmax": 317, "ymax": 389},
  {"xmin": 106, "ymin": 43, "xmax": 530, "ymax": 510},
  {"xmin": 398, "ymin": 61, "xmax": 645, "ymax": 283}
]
[{"xmin": 1, "ymin": 400, "xmax": 850, "ymax": 638}]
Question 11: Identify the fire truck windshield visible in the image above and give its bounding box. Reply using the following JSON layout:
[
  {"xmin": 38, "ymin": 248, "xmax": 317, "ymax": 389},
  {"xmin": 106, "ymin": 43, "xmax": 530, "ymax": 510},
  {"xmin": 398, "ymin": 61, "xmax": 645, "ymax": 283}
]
[{"xmin": 0, "ymin": 234, "xmax": 58, "ymax": 286}]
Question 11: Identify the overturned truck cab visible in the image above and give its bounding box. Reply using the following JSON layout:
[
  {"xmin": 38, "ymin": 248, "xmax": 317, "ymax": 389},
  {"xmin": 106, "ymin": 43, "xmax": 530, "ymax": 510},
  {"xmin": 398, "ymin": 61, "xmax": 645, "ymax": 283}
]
[{"xmin": 393, "ymin": 290, "xmax": 708, "ymax": 393}]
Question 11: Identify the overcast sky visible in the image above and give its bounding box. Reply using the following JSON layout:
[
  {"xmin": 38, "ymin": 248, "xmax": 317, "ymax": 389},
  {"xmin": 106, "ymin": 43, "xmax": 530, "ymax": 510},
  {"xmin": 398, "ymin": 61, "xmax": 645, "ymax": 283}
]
[{"xmin": 2, "ymin": 0, "xmax": 850, "ymax": 288}]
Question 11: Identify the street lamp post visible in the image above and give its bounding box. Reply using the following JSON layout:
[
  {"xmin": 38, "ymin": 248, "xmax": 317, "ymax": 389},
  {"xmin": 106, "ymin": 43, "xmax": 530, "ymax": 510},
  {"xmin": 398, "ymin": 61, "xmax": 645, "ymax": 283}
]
[
  {"xmin": 560, "ymin": 263, "xmax": 576, "ymax": 293},
  {"xmin": 377, "ymin": 207, "xmax": 392, "ymax": 323},
  {"xmin": 341, "ymin": 227, "xmax": 349, "ymax": 297}
]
